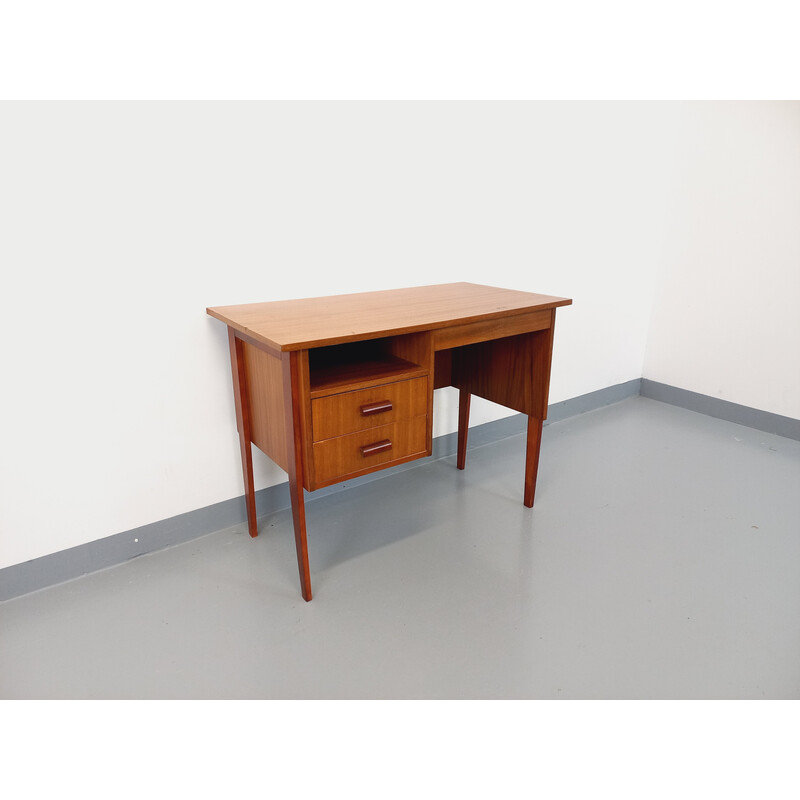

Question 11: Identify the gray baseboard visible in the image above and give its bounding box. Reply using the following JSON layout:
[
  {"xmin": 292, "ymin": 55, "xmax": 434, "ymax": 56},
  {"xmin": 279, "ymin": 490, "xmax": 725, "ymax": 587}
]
[
  {"xmin": 2, "ymin": 376, "xmax": 795, "ymax": 603},
  {"xmin": 640, "ymin": 379, "xmax": 800, "ymax": 441}
]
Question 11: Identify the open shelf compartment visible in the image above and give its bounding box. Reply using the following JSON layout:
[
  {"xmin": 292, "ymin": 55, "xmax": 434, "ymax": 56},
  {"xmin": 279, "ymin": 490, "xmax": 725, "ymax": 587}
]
[{"xmin": 308, "ymin": 335, "xmax": 430, "ymax": 397}]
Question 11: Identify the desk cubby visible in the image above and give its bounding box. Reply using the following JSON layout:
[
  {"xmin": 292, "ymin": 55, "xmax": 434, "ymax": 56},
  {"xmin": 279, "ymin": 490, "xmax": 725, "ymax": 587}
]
[{"xmin": 308, "ymin": 335, "xmax": 429, "ymax": 397}]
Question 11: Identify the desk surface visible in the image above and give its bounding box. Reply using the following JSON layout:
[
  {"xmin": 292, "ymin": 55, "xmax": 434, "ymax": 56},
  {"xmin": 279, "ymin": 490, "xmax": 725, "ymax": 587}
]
[{"xmin": 207, "ymin": 282, "xmax": 572, "ymax": 352}]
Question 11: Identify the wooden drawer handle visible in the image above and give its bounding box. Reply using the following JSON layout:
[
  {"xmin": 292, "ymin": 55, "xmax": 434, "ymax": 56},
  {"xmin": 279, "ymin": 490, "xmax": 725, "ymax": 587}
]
[
  {"xmin": 360, "ymin": 400, "xmax": 393, "ymax": 416},
  {"xmin": 360, "ymin": 439, "xmax": 393, "ymax": 457}
]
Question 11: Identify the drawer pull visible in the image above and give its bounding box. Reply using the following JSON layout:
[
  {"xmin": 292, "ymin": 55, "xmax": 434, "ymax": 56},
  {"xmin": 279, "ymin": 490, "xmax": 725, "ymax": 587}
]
[
  {"xmin": 360, "ymin": 439, "xmax": 393, "ymax": 457},
  {"xmin": 360, "ymin": 400, "xmax": 393, "ymax": 416}
]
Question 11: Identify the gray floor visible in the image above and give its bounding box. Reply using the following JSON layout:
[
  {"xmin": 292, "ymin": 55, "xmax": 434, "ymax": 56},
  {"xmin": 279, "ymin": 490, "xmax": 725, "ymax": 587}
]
[{"xmin": 2, "ymin": 396, "xmax": 799, "ymax": 699}]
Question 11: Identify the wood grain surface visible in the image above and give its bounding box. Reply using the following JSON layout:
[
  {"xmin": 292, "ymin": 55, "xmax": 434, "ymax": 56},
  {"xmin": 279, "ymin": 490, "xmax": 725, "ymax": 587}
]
[
  {"xmin": 208, "ymin": 282, "xmax": 571, "ymax": 352},
  {"xmin": 312, "ymin": 415, "xmax": 428, "ymax": 486},
  {"xmin": 311, "ymin": 377, "xmax": 428, "ymax": 442},
  {"xmin": 433, "ymin": 308, "xmax": 551, "ymax": 350},
  {"xmin": 452, "ymin": 310, "xmax": 555, "ymax": 418},
  {"xmin": 242, "ymin": 339, "xmax": 289, "ymax": 471}
]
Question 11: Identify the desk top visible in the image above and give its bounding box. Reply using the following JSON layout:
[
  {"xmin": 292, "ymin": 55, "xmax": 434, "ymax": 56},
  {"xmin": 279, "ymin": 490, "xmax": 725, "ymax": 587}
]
[{"xmin": 207, "ymin": 282, "xmax": 572, "ymax": 352}]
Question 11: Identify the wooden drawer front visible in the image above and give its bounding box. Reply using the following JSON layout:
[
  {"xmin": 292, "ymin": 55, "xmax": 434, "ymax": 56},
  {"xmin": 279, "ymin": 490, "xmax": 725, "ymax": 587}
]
[
  {"xmin": 311, "ymin": 377, "xmax": 428, "ymax": 442},
  {"xmin": 433, "ymin": 309, "xmax": 552, "ymax": 350},
  {"xmin": 313, "ymin": 416, "xmax": 427, "ymax": 486}
]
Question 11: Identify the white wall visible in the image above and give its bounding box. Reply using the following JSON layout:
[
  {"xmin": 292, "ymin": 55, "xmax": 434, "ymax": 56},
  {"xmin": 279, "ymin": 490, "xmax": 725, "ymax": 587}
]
[
  {"xmin": 644, "ymin": 102, "xmax": 800, "ymax": 419},
  {"xmin": 0, "ymin": 102, "xmax": 685, "ymax": 569}
]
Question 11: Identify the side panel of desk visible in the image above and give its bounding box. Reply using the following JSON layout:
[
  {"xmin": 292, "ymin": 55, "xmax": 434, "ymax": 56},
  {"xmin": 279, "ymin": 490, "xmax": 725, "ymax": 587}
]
[
  {"xmin": 431, "ymin": 308, "xmax": 557, "ymax": 416},
  {"xmin": 433, "ymin": 308, "xmax": 558, "ymax": 508},
  {"xmin": 240, "ymin": 339, "xmax": 290, "ymax": 472},
  {"xmin": 448, "ymin": 309, "xmax": 556, "ymax": 418},
  {"xmin": 232, "ymin": 332, "xmax": 312, "ymax": 486}
]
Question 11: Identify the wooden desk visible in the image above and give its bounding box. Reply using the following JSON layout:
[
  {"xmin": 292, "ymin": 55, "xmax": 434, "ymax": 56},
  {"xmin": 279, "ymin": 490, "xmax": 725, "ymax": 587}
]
[{"xmin": 208, "ymin": 282, "xmax": 572, "ymax": 600}]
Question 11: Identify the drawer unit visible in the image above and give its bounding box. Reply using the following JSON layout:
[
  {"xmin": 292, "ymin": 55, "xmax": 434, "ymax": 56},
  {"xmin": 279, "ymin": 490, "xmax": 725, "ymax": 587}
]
[
  {"xmin": 312, "ymin": 416, "xmax": 427, "ymax": 486},
  {"xmin": 311, "ymin": 376, "xmax": 428, "ymax": 442}
]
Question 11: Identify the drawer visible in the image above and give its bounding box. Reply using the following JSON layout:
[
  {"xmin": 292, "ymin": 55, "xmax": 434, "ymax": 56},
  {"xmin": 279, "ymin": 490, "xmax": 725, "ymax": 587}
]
[
  {"xmin": 313, "ymin": 416, "xmax": 428, "ymax": 486},
  {"xmin": 311, "ymin": 376, "xmax": 428, "ymax": 442},
  {"xmin": 432, "ymin": 309, "xmax": 551, "ymax": 350}
]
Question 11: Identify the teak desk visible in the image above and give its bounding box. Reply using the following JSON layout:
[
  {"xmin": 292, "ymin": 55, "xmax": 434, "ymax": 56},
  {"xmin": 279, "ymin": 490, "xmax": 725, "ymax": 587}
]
[{"xmin": 207, "ymin": 283, "xmax": 572, "ymax": 601}]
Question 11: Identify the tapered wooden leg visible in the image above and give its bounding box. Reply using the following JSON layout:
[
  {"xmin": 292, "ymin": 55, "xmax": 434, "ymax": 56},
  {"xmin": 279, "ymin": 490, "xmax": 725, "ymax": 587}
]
[
  {"xmin": 457, "ymin": 388, "xmax": 471, "ymax": 470},
  {"xmin": 283, "ymin": 351, "xmax": 312, "ymax": 601},
  {"xmin": 524, "ymin": 416, "xmax": 544, "ymax": 508},
  {"xmin": 228, "ymin": 328, "xmax": 258, "ymax": 538},
  {"xmin": 287, "ymin": 472, "xmax": 312, "ymax": 601}
]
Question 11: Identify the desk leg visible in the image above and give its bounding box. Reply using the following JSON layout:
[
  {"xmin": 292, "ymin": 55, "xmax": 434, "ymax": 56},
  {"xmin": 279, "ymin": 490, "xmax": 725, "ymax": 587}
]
[
  {"xmin": 457, "ymin": 388, "xmax": 470, "ymax": 470},
  {"xmin": 288, "ymin": 473, "xmax": 312, "ymax": 602},
  {"xmin": 283, "ymin": 351, "xmax": 313, "ymax": 602},
  {"xmin": 524, "ymin": 416, "xmax": 543, "ymax": 508},
  {"xmin": 228, "ymin": 329, "xmax": 258, "ymax": 538}
]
